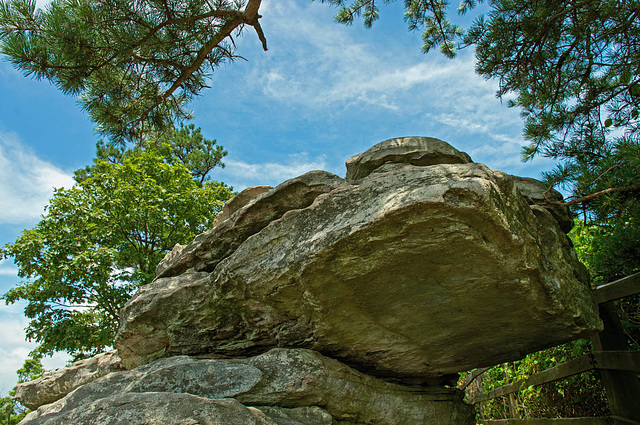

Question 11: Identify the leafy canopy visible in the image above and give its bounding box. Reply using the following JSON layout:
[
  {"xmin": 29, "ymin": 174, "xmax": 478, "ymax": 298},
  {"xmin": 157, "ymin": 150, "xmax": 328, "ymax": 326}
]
[{"xmin": 1, "ymin": 129, "xmax": 232, "ymax": 359}]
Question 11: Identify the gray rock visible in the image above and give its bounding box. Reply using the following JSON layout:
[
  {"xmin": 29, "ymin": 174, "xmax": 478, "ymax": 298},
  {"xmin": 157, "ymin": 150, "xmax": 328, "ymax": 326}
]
[
  {"xmin": 20, "ymin": 348, "xmax": 474, "ymax": 425},
  {"xmin": 253, "ymin": 406, "xmax": 334, "ymax": 425},
  {"xmin": 513, "ymin": 176, "xmax": 574, "ymax": 233},
  {"xmin": 20, "ymin": 393, "xmax": 309, "ymax": 425},
  {"xmin": 15, "ymin": 351, "xmax": 124, "ymax": 410},
  {"xmin": 155, "ymin": 170, "xmax": 345, "ymax": 278},
  {"xmin": 116, "ymin": 156, "xmax": 601, "ymax": 381},
  {"xmin": 212, "ymin": 185, "xmax": 274, "ymax": 228},
  {"xmin": 345, "ymin": 136, "xmax": 472, "ymax": 182}
]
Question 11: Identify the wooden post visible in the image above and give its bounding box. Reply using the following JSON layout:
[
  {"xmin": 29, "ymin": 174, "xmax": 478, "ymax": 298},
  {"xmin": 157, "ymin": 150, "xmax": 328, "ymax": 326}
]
[
  {"xmin": 503, "ymin": 363, "xmax": 518, "ymax": 419},
  {"xmin": 476, "ymin": 372, "xmax": 487, "ymax": 421},
  {"xmin": 590, "ymin": 302, "xmax": 640, "ymax": 422}
]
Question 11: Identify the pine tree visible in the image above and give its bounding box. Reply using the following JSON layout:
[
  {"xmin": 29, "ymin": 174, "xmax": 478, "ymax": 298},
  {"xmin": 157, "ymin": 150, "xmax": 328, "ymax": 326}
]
[{"xmin": 0, "ymin": 0, "xmax": 267, "ymax": 142}]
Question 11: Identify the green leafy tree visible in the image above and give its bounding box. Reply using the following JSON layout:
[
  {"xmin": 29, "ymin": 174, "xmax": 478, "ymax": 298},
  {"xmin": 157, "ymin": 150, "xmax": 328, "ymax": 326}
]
[
  {"xmin": 0, "ymin": 396, "xmax": 24, "ymax": 425},
  {"xmin": 469, "ymin": 341, "xmax": 609, "ymax": 420},
  {"xmin": 0, "ymin": 0, "xmax": 267, "ymax": 142},
  {"xmin": 2, "ymin": 132, "xmax": 232, "ymax": 360},
  {"xmin": 81, "ymin": 123, "xmax": 228, "ymax": 186}
]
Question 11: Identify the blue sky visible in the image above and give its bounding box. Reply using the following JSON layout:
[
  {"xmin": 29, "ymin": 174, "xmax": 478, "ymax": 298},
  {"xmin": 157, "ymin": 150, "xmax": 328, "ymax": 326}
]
[{"xmin": 0, "ymin": 0, "xmax": 556, "ymax": 393}]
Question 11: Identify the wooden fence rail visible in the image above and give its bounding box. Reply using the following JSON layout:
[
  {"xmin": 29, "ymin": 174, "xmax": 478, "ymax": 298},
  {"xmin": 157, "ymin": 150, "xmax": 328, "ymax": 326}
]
[
  {"xmin": 592, "ymin": 273, "xmax": 640, "ymax": 304},
  {"xmin": 469, "ymin": 351, "xmax": 640, "ymax": 404}
]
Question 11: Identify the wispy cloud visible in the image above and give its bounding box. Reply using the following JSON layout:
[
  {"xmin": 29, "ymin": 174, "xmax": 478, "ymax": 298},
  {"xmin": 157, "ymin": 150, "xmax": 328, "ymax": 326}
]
[
  {"xmin": 35, "ymin": 0, "xmax": 54, "ymax": 9},
  {"xmin": 0, "ymin": 260, "xmax": 18, "ymax": 276},
  {"xmin": 0, "ymin": 133, "xmax": 75, "ymax": 225},
  {"xmin": 248, "ymin": 0, "xmax": 527, "ymax": 143},
  {"xmin": 248, "ymin": 1, "xmax": 491, "ymax": 110},
  {"xmin": 196, "ymin": 0, "xmax": 555, "ymax": 180},
  {"xmin": 0, "ymin": 303, "xmax": 70, "ymax": 394},
  {"xmin": 211, "ymin": 152, "xmax": 329, "ymax": 190}
]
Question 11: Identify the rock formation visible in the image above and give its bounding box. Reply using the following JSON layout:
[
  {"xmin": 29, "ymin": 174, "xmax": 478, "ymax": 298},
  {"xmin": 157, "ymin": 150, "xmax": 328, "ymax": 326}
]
[{"xmin": 16, "ymin": 137, "xmax": 602, "ymax": 425}]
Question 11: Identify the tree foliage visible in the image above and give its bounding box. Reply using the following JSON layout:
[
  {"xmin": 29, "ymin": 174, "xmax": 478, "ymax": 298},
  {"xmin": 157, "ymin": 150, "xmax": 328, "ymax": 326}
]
[
  {"xmin": 1, "ymin": 131, "xmax": 232, "ymax": 359},
  {"xmin": 0, "ymin": 0, "xmax": 267, "ymax": 142},
  {"xmin": 81, "ymin": 123, "xmax": 228, "ymax": 186},
  {"xmin": 468, "ymin": 0, "xmax": 640, "ymax": 214}
]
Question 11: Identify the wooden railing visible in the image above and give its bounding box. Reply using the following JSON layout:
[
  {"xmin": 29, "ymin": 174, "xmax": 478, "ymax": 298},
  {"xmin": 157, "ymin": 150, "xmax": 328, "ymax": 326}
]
[{"xmin": 460, "ymin": 273, "xmax": 640, "ymax": 425}]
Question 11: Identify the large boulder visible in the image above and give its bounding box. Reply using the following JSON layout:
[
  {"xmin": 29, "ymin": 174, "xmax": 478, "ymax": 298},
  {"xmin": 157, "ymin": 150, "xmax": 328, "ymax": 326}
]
[
  {"xmin": 19, "ymin": 348, "xmax": 474, "ymax": 425},
  {"xmin": 345, "ymin": 136, "xmax": 473, "ymax": 182},
  {"xmin": 115, "ymin": 137, "xmax": 601, "ymax": 384}
]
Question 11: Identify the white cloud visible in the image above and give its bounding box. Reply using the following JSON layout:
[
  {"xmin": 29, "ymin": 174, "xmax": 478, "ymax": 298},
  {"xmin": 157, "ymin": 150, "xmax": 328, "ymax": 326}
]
[
  {"xmin": 0, "ymin": 303, "xmax": 71, "ymax": 394},
  {"xmin": 199, "ymin": 0, "xmax": 556, "ymax": 179},
  {"xmin": 248, "ymin": 0, "xmax": 527, "ymax": 140},
  {"xmin": 0, "ymin": 259, "xmax": 18, "ymax": 276},
  {"xmin": 0, "ymin": 133, "xmax": 75, "ymax": 225},
  {"xmin": 213, "ymin": 152, "xmax": 329, "ymax": 190}
]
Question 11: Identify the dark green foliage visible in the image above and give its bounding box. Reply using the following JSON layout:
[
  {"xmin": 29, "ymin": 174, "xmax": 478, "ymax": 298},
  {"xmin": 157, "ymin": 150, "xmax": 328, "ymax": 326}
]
[
  {"xmin": 0, "ymin": 0, "xmax": 266, "ymax": 142},
  {"xmin": 0, "ymin": 396, "xmax": 26, "ymax": 424},
  {"xmin": 468, "ymin": 0, "xmax": 640, "ymax": 220},
  {"xmin": 81, "ymin": 124, "xmax": 228, "ymax": 186},
  {"xmin": 2, "ymin": 130, "xmax": 232, "ymax": 359},
  {"xmin": 571, "ymin": 219, "xmax": 640, "ymax": 351}
]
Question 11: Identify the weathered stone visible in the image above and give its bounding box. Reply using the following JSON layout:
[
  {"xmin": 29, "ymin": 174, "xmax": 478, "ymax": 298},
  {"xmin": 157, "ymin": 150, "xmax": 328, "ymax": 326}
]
[
  {"xmin": 155, "ymin": 170, "xmax": 345, "ymax": 278},
  {"xmin": 20, "ymin": 348, "xmax": 474, "ymax": 425},
  {"xmin": 252, "ymin": 406, "xmax": 334, "ymax": 425},
  {"xmin": 212, "ymin": 185, "xmax": 274, "ymax": 227},
  {"xmin": 345, "ymin": 136, "xmax": 473, "ymax": 182},
  {"xmin": 15, "ymin": 351, "xmax": 124, "ymax": 410},
  {"xmin": 116, "ymin": 155, "xmax": 601, "ymax": 382},
  {"xmin": 513, "ymin": 176, "xmax": 574, "ymax": 233},
  {"xmin": 20, "ymin": 393, "xmax": 312, "ymax": 425}
]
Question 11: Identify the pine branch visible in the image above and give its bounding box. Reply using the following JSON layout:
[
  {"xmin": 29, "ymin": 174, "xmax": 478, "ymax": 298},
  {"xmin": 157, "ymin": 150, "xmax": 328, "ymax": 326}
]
[{"xmin": 543, "ymin": 183, "xmax": 640, "ymax": 207}]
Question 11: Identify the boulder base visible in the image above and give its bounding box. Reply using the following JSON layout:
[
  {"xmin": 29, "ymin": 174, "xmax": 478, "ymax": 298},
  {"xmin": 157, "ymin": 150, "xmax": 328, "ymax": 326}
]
[{"xmin": 19, "ymin": 348, "xmax": 474, "ymax": 425}]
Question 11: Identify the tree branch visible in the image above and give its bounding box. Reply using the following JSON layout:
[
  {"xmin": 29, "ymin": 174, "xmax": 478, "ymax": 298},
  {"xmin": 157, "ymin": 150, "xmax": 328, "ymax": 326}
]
[
  {"xmin": 162, "ymin": 0, "xmax": 265, "ymax": 100},
  {"xmin": 543, "ymin": 183, "xmax": 640, "ymax": 207}
]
